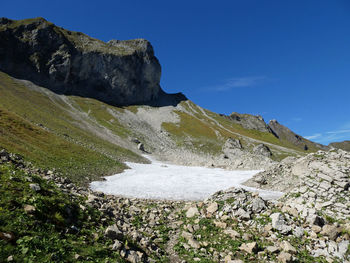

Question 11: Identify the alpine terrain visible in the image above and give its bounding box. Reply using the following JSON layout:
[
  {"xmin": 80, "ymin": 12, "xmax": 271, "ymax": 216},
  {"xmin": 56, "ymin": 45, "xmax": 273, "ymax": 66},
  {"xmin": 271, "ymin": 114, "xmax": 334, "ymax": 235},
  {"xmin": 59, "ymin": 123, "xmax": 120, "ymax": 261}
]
[{"xmin": 0, "ymin": 18, "xmax": 349, "ymax": 263}]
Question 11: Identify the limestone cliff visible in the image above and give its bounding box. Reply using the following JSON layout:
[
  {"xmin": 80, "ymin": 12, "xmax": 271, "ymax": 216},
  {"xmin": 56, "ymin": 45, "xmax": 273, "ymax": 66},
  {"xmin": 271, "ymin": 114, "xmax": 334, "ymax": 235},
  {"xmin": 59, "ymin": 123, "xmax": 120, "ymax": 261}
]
[
  {"xmin": 0, "ymin": 17, "xmax": 182, "ymax": 106},
  {"xmin": 224, "ymin": 112, "xmax": 270, "ymax": 132}
]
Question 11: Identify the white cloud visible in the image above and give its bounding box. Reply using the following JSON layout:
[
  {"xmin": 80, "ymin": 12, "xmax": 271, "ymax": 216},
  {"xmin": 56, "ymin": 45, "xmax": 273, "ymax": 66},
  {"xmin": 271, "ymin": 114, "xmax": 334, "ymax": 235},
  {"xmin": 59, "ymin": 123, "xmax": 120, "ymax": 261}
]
[
  {"xmin": 211, "ymin": 76, "xmax": 266, "ymax": 91},
  {"xmin": 305, "ymin": 128, "xmax": 350, "ymax": 144},
  {"xmin": 305, "ymin": 133, "xmax": 322, "ymax": 140},
  {"xmin": 326, "ymin": 129, "xmax": 350, "ymax": 134}
]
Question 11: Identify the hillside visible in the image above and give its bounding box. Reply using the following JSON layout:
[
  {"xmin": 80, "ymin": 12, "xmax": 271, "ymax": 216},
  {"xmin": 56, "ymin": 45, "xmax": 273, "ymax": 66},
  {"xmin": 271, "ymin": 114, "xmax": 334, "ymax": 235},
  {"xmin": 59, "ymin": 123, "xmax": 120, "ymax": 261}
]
[
  {"xmin": 330, "ymin": 141, "xmax": 350, "ymax": 152},
  {"xmin": 0, "ymin": 17, "xmax": 329, "ymax": 185},
  {"xmin": 1, "ymin": 17, "xmax": 348, "ymax": 263}
]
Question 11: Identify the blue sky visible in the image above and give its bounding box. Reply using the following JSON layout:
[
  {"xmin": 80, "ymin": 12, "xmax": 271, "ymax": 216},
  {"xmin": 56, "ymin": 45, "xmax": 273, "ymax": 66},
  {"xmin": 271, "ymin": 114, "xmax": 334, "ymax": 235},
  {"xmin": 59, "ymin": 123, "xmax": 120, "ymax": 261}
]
[{"xmin": 2, "ymin": 0, "xmax": 350, "ymax": 144}]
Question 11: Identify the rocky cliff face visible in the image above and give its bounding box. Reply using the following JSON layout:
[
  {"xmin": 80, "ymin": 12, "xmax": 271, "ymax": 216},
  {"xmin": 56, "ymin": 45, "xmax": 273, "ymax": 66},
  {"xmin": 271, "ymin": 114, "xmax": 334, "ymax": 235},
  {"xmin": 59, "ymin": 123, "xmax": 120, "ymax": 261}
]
[
  {"xmin": 224, "ymin": 112, "xmax": 270, "ymax": 132},
  {"xmin": 0, "ymin": 17, "xmax": 170, "ymax": 106}
]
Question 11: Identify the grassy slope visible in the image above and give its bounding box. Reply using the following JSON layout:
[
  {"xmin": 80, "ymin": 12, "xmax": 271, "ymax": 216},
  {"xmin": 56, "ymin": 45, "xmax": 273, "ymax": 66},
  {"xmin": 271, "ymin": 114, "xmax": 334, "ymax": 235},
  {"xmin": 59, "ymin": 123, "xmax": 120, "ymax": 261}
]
[
  {"xmin": 0, "ymin": 162, "xmax": 127, "ymax": 262},
  {"xmin": 0, "ymin": 67, "xmax": 316, "ymax": 185},
  {"xmin": 163, "ymin": 101, "xmax": 310, "ymax": 160},
  {"xmin": 0, "ymin": 71, "xmax": 143, "ymax": 184},
  {"xmin": 329, "ymin": 141, "xmax": 350, "ymax": 152}
]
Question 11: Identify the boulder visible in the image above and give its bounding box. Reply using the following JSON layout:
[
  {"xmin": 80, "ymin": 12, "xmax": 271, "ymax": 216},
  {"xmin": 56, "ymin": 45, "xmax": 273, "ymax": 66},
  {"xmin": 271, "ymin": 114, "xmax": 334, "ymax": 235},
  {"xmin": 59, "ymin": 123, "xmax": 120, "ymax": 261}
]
[
  {"xmin": 105, "ymin": 224, "xmax": 123, "ymax": 240},
  {"xmin": 239, "ymin": 242, "xmax": 258, "ymax": 254},
  {"xmin": 270, "ymin": 213, "xmax": 291, "ymax": 234},
  {"xmin": 186, "ymin": 206, "xmax": 199, "ymax": 218},
  {"xmin": 206, "ymin": 202, "xmax": 218, "ymax": 214},
  {"xmin": 252, "ymin": 144, "xmax": 272, "ymax": 157},
  {"xmin": 320, "ymin": 225, "xmax": 340, "ymax": 241}
]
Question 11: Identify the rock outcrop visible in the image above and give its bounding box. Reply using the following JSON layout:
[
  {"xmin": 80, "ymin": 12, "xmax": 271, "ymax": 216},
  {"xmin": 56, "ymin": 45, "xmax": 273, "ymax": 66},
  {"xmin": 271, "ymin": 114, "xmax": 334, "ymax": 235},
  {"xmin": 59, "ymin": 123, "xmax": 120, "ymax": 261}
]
[
  {"xmin": 0, "ymin": 17, "xmax": 184, "ymax": 106},
  {"xmin": 1, "ymin": 148, "xmax": 349, "ymax": 262},
  {"xmin": 252, "ymin": 143, "xmax": 272, "ymax": 157},
  {"xmin": 245, "ymin": 149, "xmax": 350, "ymax": 219},
  {"xmin": 268, "ymin": 119, "xmax": 328, "ymax": 151},
  {"xmin": 226, "ymin": 112, "xmax": 270, "ymax": 132}
]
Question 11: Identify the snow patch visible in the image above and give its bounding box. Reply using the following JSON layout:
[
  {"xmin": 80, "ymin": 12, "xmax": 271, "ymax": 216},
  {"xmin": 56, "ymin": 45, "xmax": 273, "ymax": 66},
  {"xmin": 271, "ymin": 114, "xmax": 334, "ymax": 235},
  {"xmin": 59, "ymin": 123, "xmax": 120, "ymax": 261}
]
[{"xmin": 90, "ymin": 155, "xmax": 283, "ymax": 201}]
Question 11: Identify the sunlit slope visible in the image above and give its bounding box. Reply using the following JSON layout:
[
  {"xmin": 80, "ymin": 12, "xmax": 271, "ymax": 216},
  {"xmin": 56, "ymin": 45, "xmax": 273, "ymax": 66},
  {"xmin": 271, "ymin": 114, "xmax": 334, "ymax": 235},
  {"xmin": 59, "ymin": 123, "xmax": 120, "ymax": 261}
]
[
  {"xmin": 0, "ymin": 70, "xmax": 318, "ymax": 184},
  {"xmin": 162, "ymin": 100, "xmax": 313, "ymax": 160},
  {"xmin": 0, "ymin": 71, "xmax": 144, "ymax": 184}
]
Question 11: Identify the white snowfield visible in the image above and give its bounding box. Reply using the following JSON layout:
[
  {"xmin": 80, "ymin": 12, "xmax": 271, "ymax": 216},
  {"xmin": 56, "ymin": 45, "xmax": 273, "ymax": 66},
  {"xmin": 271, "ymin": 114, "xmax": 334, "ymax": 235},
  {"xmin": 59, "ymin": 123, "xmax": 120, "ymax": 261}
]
[{"xmin": 90, "ymin": 155, "xmax": 283, "ymax": 201}]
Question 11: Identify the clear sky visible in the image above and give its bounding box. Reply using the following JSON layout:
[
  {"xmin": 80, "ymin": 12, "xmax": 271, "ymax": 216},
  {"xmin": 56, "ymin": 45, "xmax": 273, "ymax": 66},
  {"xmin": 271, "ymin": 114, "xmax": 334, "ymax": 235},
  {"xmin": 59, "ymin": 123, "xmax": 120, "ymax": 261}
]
[{"xmin": 2, "ymin": 0, "xmax": 350, "ymax": 144}]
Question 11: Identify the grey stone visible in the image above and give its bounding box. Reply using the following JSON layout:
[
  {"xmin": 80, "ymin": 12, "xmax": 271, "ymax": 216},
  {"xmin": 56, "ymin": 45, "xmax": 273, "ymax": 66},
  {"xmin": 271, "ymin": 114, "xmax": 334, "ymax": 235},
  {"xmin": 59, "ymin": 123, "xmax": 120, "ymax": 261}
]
[
  {"xmin": 186, "ymin": 206, "xmax": 199, "ymax": 218},
  {"xmin": 29, "ymin": 183, "xmax": 41, "ymax": 191},
  {"xmin": 206, "ymin": 202, "xmax": 218, "ymax": 214},
  {"xmin": 280, "ymin": 241, "xmax": 296, "ymax": 253},
  {"xmin": 252, "ymin": 144, "xmax": 272, "ymax": 157},
  {"xmin": 277, "ymin": 252, "xmax": 292, "ymax": 263},
  {"xmin": 239, "ymin": 242, "xmax": 258, "ymax": 254},
  {"xmin": 105, "ymin": 224, "xmax": 123, "ymax": 240},
  {"xmin": 251, "ymin": 198, "xmax": 266, "ymax": 213},
  {"xmin": 137, "ymin": 143, "xmax": 145, "ymax": 152},
  {"xmin": 270, "ymin": 213, "xmax": 291, "ymax": 234},
  {"xmin": 320, "ymin": 225, "xmax": 340, "ymax": 241}
]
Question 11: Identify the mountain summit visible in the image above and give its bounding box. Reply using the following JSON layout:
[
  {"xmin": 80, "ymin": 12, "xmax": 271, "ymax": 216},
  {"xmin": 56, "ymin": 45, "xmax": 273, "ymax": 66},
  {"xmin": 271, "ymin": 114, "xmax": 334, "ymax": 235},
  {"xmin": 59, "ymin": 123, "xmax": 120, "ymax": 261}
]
[{"xmin": 0, "ymin": 17, "xmax": 185, "ymax": 106}]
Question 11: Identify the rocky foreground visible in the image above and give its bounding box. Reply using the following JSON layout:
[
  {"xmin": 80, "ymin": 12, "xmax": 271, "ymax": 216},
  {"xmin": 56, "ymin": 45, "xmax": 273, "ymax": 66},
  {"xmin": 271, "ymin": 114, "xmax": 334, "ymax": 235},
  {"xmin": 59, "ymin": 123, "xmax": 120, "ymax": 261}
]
[{"xmin": 0, "ymin": 149, "xmax": 349, "ymax": 262}]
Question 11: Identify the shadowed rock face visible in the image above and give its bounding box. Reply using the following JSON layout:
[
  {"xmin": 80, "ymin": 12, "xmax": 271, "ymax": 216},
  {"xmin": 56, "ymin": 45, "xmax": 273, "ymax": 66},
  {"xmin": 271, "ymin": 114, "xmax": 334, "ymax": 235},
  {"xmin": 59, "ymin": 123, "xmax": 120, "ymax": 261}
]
[{"xmin": 0, "ymin": 17, "xmax": 178, "ymax": 106}]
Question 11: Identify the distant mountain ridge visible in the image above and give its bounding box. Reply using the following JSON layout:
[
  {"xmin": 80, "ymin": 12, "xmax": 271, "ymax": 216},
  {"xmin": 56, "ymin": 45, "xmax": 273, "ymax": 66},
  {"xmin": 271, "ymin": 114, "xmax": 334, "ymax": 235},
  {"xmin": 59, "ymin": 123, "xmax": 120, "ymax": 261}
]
[{"xmin": 221, "ymin": 113, "xmax": 328, "ymax": 152}]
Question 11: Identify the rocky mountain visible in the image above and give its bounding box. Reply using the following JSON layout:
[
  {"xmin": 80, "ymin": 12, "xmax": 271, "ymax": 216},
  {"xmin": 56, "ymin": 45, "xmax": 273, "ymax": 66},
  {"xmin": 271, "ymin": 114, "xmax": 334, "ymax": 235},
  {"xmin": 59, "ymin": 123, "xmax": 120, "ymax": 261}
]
[
  {"xmin": 330, "ymin": 140, "xmax": 350, "ymax": 152},
  {"xmin": 0, "ymin": 17, "xmax": 185, "ymax": 106},
  {"xmin": 221, "ymin": 112, "xmax": 328, "ymax": 152},
  {"xmin": 268, "ymin": 119, "xmax": 328, "ymax": 151},
  {"xmin": 0, "ymin": 17, "xmax": 333, "ymax": 184},
  {"xmin": 223, "ymin": 112, "xmax": 270, "ymax": 133},
  {"xmin": 0, "ymin": 17, "xmax": 349, "ymax": 263}
]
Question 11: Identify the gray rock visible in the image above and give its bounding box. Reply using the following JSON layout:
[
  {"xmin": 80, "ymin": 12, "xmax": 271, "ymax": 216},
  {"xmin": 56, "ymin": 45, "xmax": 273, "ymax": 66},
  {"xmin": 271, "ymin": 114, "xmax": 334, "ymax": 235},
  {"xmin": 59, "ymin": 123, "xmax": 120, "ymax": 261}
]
[
  {"xmin": 137, "ymin": 143, "xmax": 145, "ymax": 152},
  {"xmin": 280, "ymin": 241, "xmax": 296, "ymax": 253},
  {"xmin": 29, "ymin": 183, "xmax": 41, "ymax": 191},
  {"xmin": 111, "ymin": 240, "xmax": 123, "ymax": 251},
  {"xmin": 239, "ymin": 242, "xmax": 258, "ymax": 254},
  {"xmin": 266, "ymin": 246, "xmax": 279, "ymax": 253},
  {"xmin": 293, "ymin": 227, "xmax": 304, "ymax": 238},
  {"xmin": 235, "ymin": 208, "xmax": 251, "ymax": 220},
  {"xmin": 252, "ymin": 144, "xmax": 272, "ymax": 157},
  {"xmin": 223, "ymin": 137, "xmax": 242, "ymax": 150},
  {"xmin": 277, "ymin": 252, "xmax": 292, "ymax": 263},
  {"xmin": 251, "ymin": 198, "xmax": 266, "ymax": 213},
  {"xmin": 307, "ymin": 215, "xmax": 325, "ymax": 226},
  {"xmin": 320, "ymin": 224, "xmax": 340, "ymax": 241},
  {"xmin": 228, "ymin": 112, "xmax": 270, "ymax": 132},
  {"xmin": 24, "ymin": 204, "xmax": 36, "ymax": 214},
  {"xmin": 270, "ymin": 213, "xmax": 291, "ymax": 234},
  {"xmin": 336, "ymin": 240, "xmax": 349, "ymax": 259},
  {"xmin": 126, "ymin": 250, "xmax": 143, "ymax": 263},
  {"xmin": 206, "ymin": 202, "xmax": 218, "ymax": 214},
  {"xmin": 105, "ymin": 224, "xmax": 123, "ymax": 240},
  {"xmin": 186, "ymin": 206, "xmax": 199, "ymax": 218}
]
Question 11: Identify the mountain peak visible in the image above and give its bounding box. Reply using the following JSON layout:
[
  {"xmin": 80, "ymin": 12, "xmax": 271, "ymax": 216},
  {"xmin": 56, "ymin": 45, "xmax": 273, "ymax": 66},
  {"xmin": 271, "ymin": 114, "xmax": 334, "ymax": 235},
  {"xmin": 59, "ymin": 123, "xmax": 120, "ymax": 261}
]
[{"xmin": 0, "ymin": 17, "xmax": 186, "ymax": 106}]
